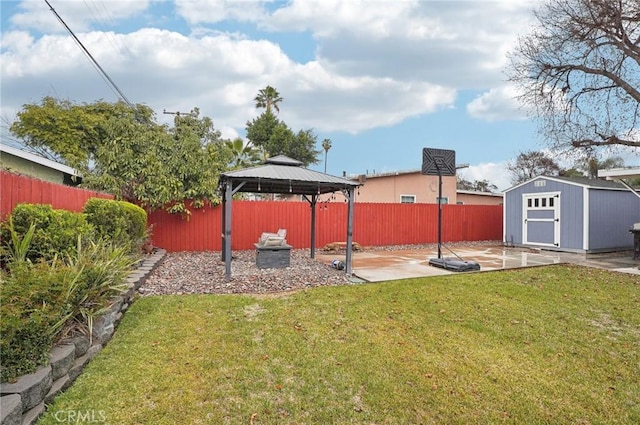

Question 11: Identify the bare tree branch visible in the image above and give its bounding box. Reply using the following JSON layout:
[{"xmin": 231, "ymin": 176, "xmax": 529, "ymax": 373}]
[{"xmin": 507, "ymin": 0, "xmax": 640, "ymax": 151}]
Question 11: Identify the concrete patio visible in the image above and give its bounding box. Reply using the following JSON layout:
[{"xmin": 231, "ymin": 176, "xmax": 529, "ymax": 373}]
[{"xmin": 316, "ymin": 244, "xmax": 640, "ymax": 282}]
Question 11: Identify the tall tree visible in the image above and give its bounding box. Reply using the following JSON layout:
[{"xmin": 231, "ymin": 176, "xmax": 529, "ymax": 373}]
[
  {"xmin": 9, "ymin": 96, "xmax": 154, "ymax": 168},
  {"xmin": 254, "ymin": 85, "xmax": 283, "ymax": 114},
  {"xmin": 508, "ymin": 151, "xmax": 562, "ymax": 184},
  {"xmin": 473, "ymin": 179, "xmax": 498, "ymax": 193},
  {"xmin": 507, "ymin": 0, "xmax": 640, "ymax": 151},
  {"xmin": 322, "ymin": 138, "xmax": 332, "ymax": 173},
  {"xmin": 246, "ymin": 98, "xmax": 320, "ymax": 166},
  {"xmin": 457, "ymin": 177, "xmax": 498, "ymax": 192},
  {"xmin": 245, "ymin": 110, "xmax": 280, "ymax": 157},
  {"xmin": 581, "ymin": 155, "xmax": 625, "ymax": 179},
  {"xmin": 457, "ymin": 177, "xmax": 475, "ymax": 191},
  {"xmin": 10, "ymin": 98, "xmax": 228, "ymax": 214}
]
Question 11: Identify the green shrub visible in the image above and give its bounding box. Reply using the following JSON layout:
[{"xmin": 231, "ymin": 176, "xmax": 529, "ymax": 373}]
[
  {"xmin": 0, "ymin": 204, "xmax": 93, "ymax": 263},
  {"xmin": 0, "ymin": 207, "xmax": 138, "ymax": 382},
  {"xmin": 0, "ymin": 262, "xmax": 72, "ymax": 382},
  {"xmin": 83, "ymin": 198, "xmax": 147, "ymax": 253},
  {"xmin": 59, "ymin": 238, "xmax": 135, "ymax": 339}
]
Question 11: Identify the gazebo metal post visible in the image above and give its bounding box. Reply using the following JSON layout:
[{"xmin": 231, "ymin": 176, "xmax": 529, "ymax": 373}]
[
  {"xmin": 345, "ymin": 187, "xmax": 355, "ymax": 275},
  {"xmin": 310, "ymin": 194, "xmax": 317, "ymax": 258},
  {"xmin": 224, "ymin": 181, "xmax": 232, "ymax": 280},
  {"xmin": 221, "ymin": 189, "xmax": 226, "ymax": 261}
]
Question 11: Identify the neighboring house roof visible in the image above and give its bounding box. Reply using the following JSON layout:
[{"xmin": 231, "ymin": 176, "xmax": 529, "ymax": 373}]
[
  {"xmin": 351, "ymin": 169, "xmax": 422, "ymax": 179},
  {"xmin": 219, "ymin": 155, "xmax": 360, "ymax": 195},
  {"xmin": 0, "ymin": 144, "xmax": 80, "ymax": 177},
  {"xmin": 504, "ymin": 175, "xmax": 634, "ymax": 193},
  {"xmin": 457, "ymin": 190, "xmax": 503, "ymax": 198},
  {"xmin": 598, "ymin": 167, "xmax": 640, "ymax": 180}
]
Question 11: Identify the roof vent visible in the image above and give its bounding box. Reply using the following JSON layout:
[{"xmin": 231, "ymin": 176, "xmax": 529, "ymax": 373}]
[{"xmin": 265, "ymin": 155, "xmax": 303, "ymax": 166}]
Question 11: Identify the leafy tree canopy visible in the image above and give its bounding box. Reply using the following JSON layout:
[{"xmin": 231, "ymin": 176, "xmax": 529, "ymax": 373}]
[
  {"xmin": 10, "ymin": 96, "xmax": 154, "ymax": 168},
  {"xmin": 245, "ymin": 107, "xmax": 320, "ymax": 167},
  {"xmin": 10, "ymin": 98, "xmax": 231, "ymax": 214},
  {"xmin": 225, "ymin": 137, "xmax": 262, "ymax": 169},
  {"xmin": 508, "ymin": 0, "xmax": 640, "ymax": 153}
]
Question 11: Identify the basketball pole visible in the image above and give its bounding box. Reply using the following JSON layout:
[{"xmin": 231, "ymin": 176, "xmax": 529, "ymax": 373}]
[{"xmin": 436, "ymin": 160, "xmax": 442, "ymax": 259}]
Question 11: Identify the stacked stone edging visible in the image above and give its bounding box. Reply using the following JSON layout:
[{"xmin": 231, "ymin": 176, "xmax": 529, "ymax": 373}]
[{"xmin": 0, "ymin": 249, "xmax": 166, "ymax": 425}]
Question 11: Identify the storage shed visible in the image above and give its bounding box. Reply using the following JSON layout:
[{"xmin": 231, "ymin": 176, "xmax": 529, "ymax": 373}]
[{"xmin": 504, "ymin": 176, "xmax": 640, "ymax": 253}]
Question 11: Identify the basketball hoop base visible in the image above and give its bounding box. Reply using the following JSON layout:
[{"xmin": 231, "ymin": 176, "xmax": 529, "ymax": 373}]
[{"xmin": 428, "ymin": 257, "xmax": 481, "ymax": 272}]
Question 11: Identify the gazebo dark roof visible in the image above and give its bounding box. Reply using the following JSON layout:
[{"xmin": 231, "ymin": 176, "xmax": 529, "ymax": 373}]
[{"xmin": 218, "ymin": 155, "xmax": 360, "ymax": 195}]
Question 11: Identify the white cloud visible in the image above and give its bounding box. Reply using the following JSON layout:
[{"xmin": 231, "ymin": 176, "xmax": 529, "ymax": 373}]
[
  {"xmin": 266, "ymin": 0, "xmax": 535, "ymax": 89},
  {"xmin": 0, "ymin": 0, "xmax": 542, "ymax": 152},
  {"xmin": 9, "ymin": 0, "xmax": 151, "ymax": 33},
  {"xmin": 0, "ymin": 26, "xmax": 455, "ymax": 134},
  {"xmin": 466, "ymin": 85, "xmax": 529, "ymax": 122},
  {"xmin": 174, "ymin": 0, "xmax": 268, "ymax": 25},
  {"xmin": 458, "ymin": 161, "xmax": 512, "ymax": 192}
]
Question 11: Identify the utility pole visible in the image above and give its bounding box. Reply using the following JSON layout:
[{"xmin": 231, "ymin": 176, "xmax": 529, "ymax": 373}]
[{"xmin": 163, "ymin": 109, "xmax": 193, "ymax": 117}]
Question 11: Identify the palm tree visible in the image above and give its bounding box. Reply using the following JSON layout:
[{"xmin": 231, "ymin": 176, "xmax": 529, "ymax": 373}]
[
  {"xmin": 322, "ymin": 138, "xmax": 332, "ymax": 173},
  {"xmin": 254, "ymin": 86, "xmax": 283, "ymax": 114},
  {"xmin": 225, "ymin": 138, "xmax": 262, "ymax": 169}
]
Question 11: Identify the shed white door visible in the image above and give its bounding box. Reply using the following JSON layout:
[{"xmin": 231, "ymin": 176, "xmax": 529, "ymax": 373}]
[{"xmin": 522, "ymin": 192, "xmax": 560, "ymax": 247}]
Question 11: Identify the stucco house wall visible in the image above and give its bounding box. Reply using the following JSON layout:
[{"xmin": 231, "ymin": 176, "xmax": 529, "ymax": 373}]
[
  {"xmin": 456, "ymin": 191, "xmax": 503, "ymax": 206},
  {"xmin": 349, "ymin": 170, "xmax": 457, "ymax": 204}
]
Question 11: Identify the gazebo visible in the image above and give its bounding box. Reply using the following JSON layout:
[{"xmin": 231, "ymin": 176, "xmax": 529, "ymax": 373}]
[{"xmin": 217, "ymin": 155, "xmax": 361, "ymax": 279}]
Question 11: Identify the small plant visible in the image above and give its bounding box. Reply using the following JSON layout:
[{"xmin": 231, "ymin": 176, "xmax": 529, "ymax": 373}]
[
  {"xmin": 0, "ymin": 217, "xmax": 36, "ymax": 266},
  {"xmin": 56, "ymin": 237, "xmax": 136, "ymax": 342}
]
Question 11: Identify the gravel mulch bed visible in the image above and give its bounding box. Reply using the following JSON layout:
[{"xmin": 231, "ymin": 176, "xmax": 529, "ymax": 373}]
[
  {"xmin": 140, "ymin": 241, "xmax": 503, "ymax": 296},
  {"xmin": 139, "ymin": 249, "xmax": 352, "ymax": 296}
]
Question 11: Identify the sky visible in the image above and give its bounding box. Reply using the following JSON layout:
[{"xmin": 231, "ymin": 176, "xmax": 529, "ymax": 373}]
[{"xmin": 1, "ymin": 0, "xmax": 639, "ymax": 192}]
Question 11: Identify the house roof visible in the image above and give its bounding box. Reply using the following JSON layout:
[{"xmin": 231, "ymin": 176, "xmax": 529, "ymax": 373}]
[
  {"xmin": 598, "ymin": 167, "xmax": 640, "ymax": 180},
  {"xmin": 0, "ymin": 144, "xmax": 80, "ymax": 177},
  {"xmin": 457, "ymin": 190, "xmax": 503, "ymax": 198},
  {"xmin": 352, "ymin": 169, "xmax": 422, "ymax": 179},
  {"xmin": 219, "ymin": 155, "xmax": 361, "ymax": 195},
  {"xmin": 504, "ymin": 175, "xmax": 633, "ymax": 193}
]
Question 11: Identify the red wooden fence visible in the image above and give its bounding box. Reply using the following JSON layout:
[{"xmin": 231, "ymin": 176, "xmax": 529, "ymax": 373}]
[
  {"xmin": 148, "ymin": 201, "xmax": 503, "ymax": 252},
  {"xmin": 0, "ymin": 172, "xmax": 503, "ymax": 251},
  {"xmin": 0, "ymin": 171, "xmax": 113, "ymax": 219}
]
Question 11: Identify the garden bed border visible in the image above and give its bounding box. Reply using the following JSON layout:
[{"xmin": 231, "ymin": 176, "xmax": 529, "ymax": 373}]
[{"xmin": 0, "ymin": 249, "xmax": 166, "ymax": 425}]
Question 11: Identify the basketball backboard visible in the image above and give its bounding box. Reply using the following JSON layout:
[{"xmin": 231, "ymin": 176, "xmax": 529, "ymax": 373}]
[{"xmin": 422, "ymin": 148, "xmax": 456, "ymax": 176}]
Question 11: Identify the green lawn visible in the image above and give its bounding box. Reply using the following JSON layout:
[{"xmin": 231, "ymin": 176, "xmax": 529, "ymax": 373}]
[{"xmin": 39, "ymin": 265, "xmax": 639, "ymax": 424}]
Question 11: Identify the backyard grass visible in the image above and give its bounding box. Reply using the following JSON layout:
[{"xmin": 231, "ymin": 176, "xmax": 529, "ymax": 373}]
[{"xmin": 38, "ymin": 265, "xmax": 639, "ymax": 424}]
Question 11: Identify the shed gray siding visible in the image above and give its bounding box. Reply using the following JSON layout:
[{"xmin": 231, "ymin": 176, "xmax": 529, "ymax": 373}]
[
  {"xmin": 505, "ymin": 175, "xmax": 640, "ymax": 253},
  {"xmin": 555, "ymin": 182, "xmax": 584, "ymax": 250},
  {"xmin": 504, "ymin": 178, "xmax": 584, "ymax": 249},
  {"xmin": 588, "ymin": 189, "xmax": 640, "ymax": 251}
]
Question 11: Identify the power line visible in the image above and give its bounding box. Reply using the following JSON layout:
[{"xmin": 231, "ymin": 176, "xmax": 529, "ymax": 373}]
[{"xmin": 43, "ymin": 0, "xmax": 133, "ymax": 107}]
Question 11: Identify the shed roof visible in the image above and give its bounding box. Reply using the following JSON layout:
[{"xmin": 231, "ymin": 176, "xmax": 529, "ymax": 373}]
[
  {"xmin": 219, "ymin": 155, "xmax": 360, "ymax": 195},
  {"xmin": 504, "ymin": 175, "xmax": 634, "ymax": 193}
]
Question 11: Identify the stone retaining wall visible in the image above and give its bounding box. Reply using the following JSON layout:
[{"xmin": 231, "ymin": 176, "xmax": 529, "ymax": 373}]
[{"xmin": 0, "ymin": 249, "xmax": 166, "ymax": 425}]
